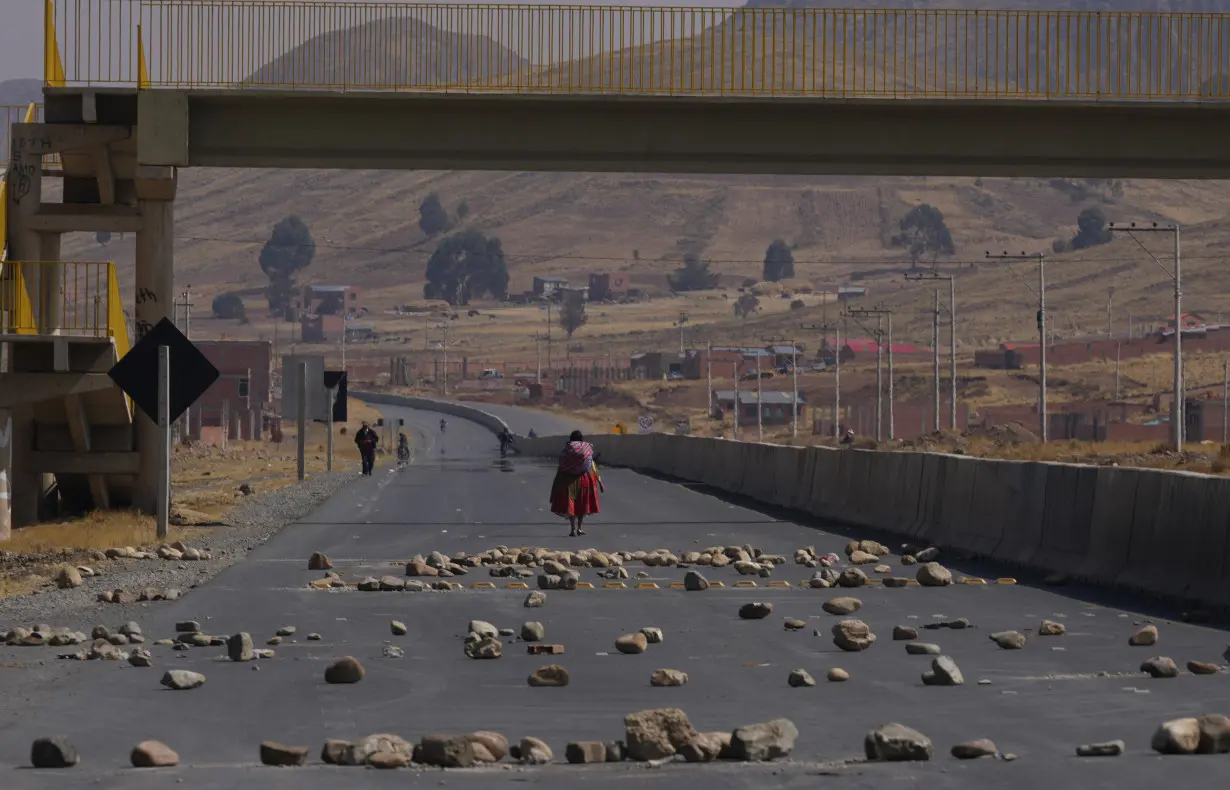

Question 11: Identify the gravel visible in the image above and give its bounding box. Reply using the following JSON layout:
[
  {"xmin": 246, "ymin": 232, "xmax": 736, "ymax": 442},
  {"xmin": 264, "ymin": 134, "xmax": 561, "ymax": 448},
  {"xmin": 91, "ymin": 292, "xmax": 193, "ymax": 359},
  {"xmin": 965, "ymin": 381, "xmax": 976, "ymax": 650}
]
[{"xmin": 0, "ymin": 471, "xmax": 358, "ymax": 628}]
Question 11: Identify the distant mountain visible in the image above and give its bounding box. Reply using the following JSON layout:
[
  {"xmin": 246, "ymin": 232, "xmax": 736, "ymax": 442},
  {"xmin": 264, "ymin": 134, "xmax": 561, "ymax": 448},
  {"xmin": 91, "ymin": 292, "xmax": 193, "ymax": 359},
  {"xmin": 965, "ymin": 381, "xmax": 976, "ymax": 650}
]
[
  {"xmin": 0, "ymin": 79, "xmax": 42, "ymax": 107},
  {"xmin": 246, "ymin": 16, "xmax": 528, "ymax": 88}
]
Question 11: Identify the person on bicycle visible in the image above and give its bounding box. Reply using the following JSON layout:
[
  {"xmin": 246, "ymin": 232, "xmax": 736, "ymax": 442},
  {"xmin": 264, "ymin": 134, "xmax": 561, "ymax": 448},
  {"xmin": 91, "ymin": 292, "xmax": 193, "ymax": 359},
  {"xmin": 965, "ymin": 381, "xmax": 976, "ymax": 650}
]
[
  {"xmin": 439, "ymin": 418, "xmax": 447, "ymax": 433},
  {"xmin": 527, "ymin": 428, "xmax": 538, "ymax": 439},
  {"xmin": 397, "ymin": 432, "xmax": 410, "ymax": 463},
  {"xmin": 498, "ymin": 428, "xmax": 514, "ymax": 455}
]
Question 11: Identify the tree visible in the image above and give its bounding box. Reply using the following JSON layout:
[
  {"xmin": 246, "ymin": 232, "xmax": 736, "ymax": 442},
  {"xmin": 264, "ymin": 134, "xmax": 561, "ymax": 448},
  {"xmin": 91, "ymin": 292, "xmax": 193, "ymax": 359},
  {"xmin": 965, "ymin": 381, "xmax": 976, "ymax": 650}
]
[
  {"xmin": 423, "ymin": 229, "xmax": 510, "ymax": 306},
  {"xmin": 762, "ymin": 238, "xmax": 795, "ymax": 282},
  {"xmin": 1070, "ymin": 207, "xmax": 1113, "ymax": 250},
  {"xmin": 96, "ymin": 230, "xmax": 112, "ymax": 246},
  {"xmin": 418, "ymin": 193, "xmax": 449, "ymax": 237},
  {"xmin": 211, "ymin": 292, "xmax": 246, "ymax": 320},
  {"xmin": 259, "ymin": 216, "xmax": 316, "ymax": 315},
  {"xmin": 456, "ymin": 199, "xmax": 470, "ymax": 221},
  {"xmin": 668, "ymin": 252, "xmax": 720, "ymax": 292},
  {"xmin": 891, "ymin": 204, "xmax": 955, "ymax": 266},
  {"xmin": 733, "ymin": 292, "xmax": 760, "ymax": 321},
  {"xmin": 559, "ymin": 294, "xmax": 588, "ymax": 338}
]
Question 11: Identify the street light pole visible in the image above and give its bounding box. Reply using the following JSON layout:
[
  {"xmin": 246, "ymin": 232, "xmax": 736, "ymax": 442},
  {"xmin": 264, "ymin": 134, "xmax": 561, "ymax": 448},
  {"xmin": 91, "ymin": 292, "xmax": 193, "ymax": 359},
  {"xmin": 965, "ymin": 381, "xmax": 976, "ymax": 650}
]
[
  {"xmin": 985, "ymin": 251, "xmax": 1047, "ymax": 442},
  {"xmin": 845, "ymin": 307, "xmax": 895, "ymax": 441},
  {"xmin": 905, "ymin": 271, "xmax": 958, "ymax": 431},
  {"xmin": 1109, "ymin": 221, "xmax": 1183, "ymax": 449},
  {"xmin": 932, "ymin": 289, "xmax": 940, "ymax": 432}
]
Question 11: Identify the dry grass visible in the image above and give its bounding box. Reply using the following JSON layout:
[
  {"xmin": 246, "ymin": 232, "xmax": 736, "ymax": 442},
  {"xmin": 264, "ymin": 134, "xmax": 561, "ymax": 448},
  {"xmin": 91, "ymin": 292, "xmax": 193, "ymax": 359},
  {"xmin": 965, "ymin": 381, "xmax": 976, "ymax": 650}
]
[{"xmin": 2, "ymin": 510, "xmax": 208, "ymax": 554}]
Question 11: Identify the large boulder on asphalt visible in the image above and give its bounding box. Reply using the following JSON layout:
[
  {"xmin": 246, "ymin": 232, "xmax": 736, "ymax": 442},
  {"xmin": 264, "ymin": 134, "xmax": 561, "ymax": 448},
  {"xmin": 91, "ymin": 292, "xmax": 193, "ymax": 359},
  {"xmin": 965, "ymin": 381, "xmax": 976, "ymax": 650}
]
[
  {"xmin": 308, "ymin": 552, "xmax": 332, "ymax": 570},
  {"xmin": 1140, "ymin": 656, "xmax": 1179, "ymax": 678},
  {"xmin": 519, "ymin": 736, "xmax": 553, "ymax": 764},
  {"xmin": 1152, "ymin": 718, "xmax": 1200, "ymax": 754},
  {"xmin": 679, "ymin": 732, "xmax": 727, "ymax": 763},
  {"xmin": 31, "ymin": 736, "xmax": 79, "ymax": 768},
  {"xmin": 832, "ymin": 619, "xmax": 876, "ymax": 652},
  {"xmin": 990, "ymin": 631, "xmax": 1027, "ymax": 650},
  {"xmin": 131, "ymin": 741, "xmax": 179, "ymax": 767},
  {"xmin": 342, "ymin": 734, "xmax": 413, "ymax": 766},
  {"xmin": 838, "ymin": 567, "xmax": 868, "ymax": 588},
  {"xmin": 468, "ymin": 620, "xmax": 499, "ymax": 639},
  {"xmin": 738, "ymin": 602, "xmax": 773, "ymax": 620},
  {"xmin": 528, "ymin": 665, "xmax": 570, "ymax": 687},
  {"xmin": 467, "ymin": 732, "xmax": 509, "ymax": 762},
  {"xmin": 616, "ymin": 633, "xmax": 648, "ymax": 654},
  {"xmin": 624, "ymin": 708, "xmax": 699, "ymax": 761},
  {"xmin": 684, "ymin": 571, "xmax": 710, "ymax": 591},
  {"xmin": 921, "ymin": 656, "xmax": 964, "ymax": 686},
  {"xmin": 160, "ymin": 670, "xmax": 205, "ymax": 690},
  {"xmin": 916, "ymin": 562, "xmax": 952, "ymax": 587},
  {"xmin": 864, "ymin": 723, "xmax": 932, "ymax": 761},
  {"xmin": 324, "ymin": 656, "xmax": 365, "ymax": 683},
  {"xmin": 822, "ymin": 597, "xmax": 862, "ymax": 616},
  {"xmin": 1129, "ymin": 624, "xmax": 1159, "ymax": 646},
  {"xmin": 260, "ymin": 741, "xmax": 310, "ymax": 766},
  {"xmin": 464, "ymin": 637, "xmax": 502, "ymax": 660},
  {"xmin": 565, "ymin": 741, "xmax": 607, "ymax": 764},
  {"xmin": 419, "ymin": 734, "xmax": 476, "ymax": 767},
  {"xmin": 227, "ymin": 632, "xmax": 255, "ymax": 662},
  {"xmin": 729, "ymin": 719, "xmax": 797, "ymax": 761},
  {"xmin": 55, "ymin": 566, "xmax": 83, "ymax": 589},
  {"xmin": 1197, "ymin": 715, "xmax": 1230, "ymax": 754},
  {"xmin": 650, "ymin": 669, "xmax": 688, "ymax": 687}
]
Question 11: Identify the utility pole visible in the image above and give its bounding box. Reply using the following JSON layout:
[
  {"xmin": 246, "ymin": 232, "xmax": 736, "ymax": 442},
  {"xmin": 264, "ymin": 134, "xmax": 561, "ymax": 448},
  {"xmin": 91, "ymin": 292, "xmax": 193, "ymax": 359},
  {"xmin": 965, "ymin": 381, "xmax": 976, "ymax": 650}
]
[
  {"xmin": 845, "ymin": 307, "xmax": 895, "ymax": 441},
  {"xmin": 984, "ymin": 252, "xmax": 1047, "ymax": 442},
  {"xmin": 932, "ymin": 290, "xmax": 940, "ymax": 432},
  {"xmin": 1106, "ymin": 283, "xmax": 1115, "ymax": 339},
  {"xmin": 706, "ymin": 341, "xmax": 713, "ymax": 419},
  {"xmin": 296, "ymin": 361, "xmax": 307, "ymax": 482},
  {"xmin": 732, "ymin": 361, "xmax": 740, "ymax": 440},
  {"xmin": 532, "ymin": 333, "xmax": 545, "ymax": 383},
  {"xmin": 905, "ymin": 270, "xmax": 958, "ymax": 431},
  {"xmin": 1109, "ymin": 221, "xmax": 1182, "ymax": 449},
  {"xmin": 802, "ymin": 322, "xmax": 841, "ymax": 438},
  {"xmin": 1223, "ymin": 359, "xmax": 1228, "ymax": 445},
  {"xmin": 755, "ymin": 352, "xmax": 763, "ymax": 442},
  {"xmin": 325, "ymin": 386, "xmax": 336, "ymax": 472},
  {"xmin": 1115, "ymin": 342, "xmax": 1121, "ymax": 401},
  {"xmin": 677, "ymin": 312, "xmax": 689, "ymax": 356}
]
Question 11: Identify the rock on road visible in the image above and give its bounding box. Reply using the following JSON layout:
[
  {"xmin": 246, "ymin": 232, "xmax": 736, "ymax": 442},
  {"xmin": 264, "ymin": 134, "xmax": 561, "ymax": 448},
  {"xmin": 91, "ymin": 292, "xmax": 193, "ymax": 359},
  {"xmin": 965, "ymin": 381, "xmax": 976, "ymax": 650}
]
[{"xmin": 0, "ymin": 404, "xmax": 1228, "ymax": 789}]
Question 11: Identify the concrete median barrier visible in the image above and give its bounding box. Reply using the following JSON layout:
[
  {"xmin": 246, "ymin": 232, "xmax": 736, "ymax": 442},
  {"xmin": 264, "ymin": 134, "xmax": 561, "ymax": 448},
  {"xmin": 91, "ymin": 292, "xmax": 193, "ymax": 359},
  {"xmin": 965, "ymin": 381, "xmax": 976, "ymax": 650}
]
[
  {"xmin": 1187, "ymin": 475, "xmax": 1230, "ymax": 606},
  {"xmin": 1078, "ymin": 465, "xmax": 1139, "ymax": 586},
  {"xmin": 910, "ymin": 453, "xmax": 945, "ymax": 545},
  {"xmin": 984, "ymin": 461, "xmax": 1048, "ymax": 568},
  {"xmin": 1031, "ymin": 464, "xmax": 1097, "ymax": 577},
  {"xmin": 803, "ymin": 448, "xmax": 843, "ymax": 521},
  {"xmin": 353, "ymin": 392, "xmax": 512, "ymax": 437},
  {"xmin": 788, "ymin": 448, "xmax": 819, "ymax": 512},
  {"xmin": 925, "ymin": 454, "xmax": 976, "ymax": 552}
]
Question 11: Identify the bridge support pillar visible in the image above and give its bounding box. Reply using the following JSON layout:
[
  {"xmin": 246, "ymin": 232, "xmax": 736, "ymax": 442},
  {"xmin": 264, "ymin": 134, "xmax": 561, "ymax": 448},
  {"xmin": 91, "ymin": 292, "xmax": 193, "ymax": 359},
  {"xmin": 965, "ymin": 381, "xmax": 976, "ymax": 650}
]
[{"xmin": 131, "ymin": 171, "xmax": 176, "ymax": 516}]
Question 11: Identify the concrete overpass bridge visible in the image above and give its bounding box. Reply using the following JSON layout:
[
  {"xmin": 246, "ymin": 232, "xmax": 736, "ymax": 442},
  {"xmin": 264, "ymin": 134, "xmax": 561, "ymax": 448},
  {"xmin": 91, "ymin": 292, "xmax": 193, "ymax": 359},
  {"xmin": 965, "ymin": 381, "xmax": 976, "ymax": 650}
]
[{"xmin": 4, "ymin": 0, "xmax": 1230, "ymax": 532}]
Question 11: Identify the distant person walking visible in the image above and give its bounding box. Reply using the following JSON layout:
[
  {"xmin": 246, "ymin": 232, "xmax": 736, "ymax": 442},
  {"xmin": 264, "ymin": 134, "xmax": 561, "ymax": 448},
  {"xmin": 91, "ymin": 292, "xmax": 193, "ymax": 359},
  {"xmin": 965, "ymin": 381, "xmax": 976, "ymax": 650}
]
[
  {"xmin": 550, "ymin": 430, "xmax": 603, "ymax": 536},
  {"xmin": 354, "ymin": 421, "xmax": 379, "ymax": 476}
]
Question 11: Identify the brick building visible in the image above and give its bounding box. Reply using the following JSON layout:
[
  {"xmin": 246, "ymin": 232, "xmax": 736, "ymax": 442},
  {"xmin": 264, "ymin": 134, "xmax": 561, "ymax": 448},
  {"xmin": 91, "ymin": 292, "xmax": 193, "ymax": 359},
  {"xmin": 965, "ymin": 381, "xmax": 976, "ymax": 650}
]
[
  {"xmin": 589, "ymin": 272, "xmax": 630, "ymax": 301},
  {"xmin": 189, "ymin": 340, "xmax": 272, "ymax": 441},
  {"xmin": 297, "ymin": 284, "xmax": 362, "ymax": 343}
]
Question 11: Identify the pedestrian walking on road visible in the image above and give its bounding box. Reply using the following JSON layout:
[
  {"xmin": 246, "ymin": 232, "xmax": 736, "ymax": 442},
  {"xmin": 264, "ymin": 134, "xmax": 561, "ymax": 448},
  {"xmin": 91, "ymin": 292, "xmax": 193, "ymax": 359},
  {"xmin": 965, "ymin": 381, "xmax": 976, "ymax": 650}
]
[
  {"xmin": 355, "ymin": 421, "xmax": 379, "ymax": 476},
  {"xmin": 550, "ymin": 430, "xmax": 603, "ymax": 536}
]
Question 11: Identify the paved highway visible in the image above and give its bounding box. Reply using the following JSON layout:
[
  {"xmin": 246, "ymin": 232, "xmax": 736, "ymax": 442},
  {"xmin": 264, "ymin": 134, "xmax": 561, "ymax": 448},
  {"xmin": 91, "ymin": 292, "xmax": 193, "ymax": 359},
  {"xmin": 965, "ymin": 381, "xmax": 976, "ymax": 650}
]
[{"xmin": 0, "ymin": 405, "xmax": 1228, "ymax": 788}]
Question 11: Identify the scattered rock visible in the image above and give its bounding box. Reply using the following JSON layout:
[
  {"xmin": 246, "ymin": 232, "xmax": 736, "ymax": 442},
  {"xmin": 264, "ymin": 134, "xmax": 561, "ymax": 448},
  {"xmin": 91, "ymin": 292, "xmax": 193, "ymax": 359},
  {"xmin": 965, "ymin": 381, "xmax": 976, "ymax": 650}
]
[
  {"xmin": 342, "ymin": 734, "xmax": 413, "ymax": 766},
  {"xmin": 684, "ymin": 571, "xmax": 710, "ymax": 591},
  {"xmin": 990, "ymin": 631, "xmax": 1027, "ymax": 650},
  {"xmin": 160, "ymin": 670, "xmax": 205, "ymax": 690},
  {"xmin": 922, "ymin": 656, "xmax": 964, "ymax": 686},
  {"xmin": 915, "ymin": 547, "xmax": 940, "ymax": 562},
  {"xmin": 528, "ymin": 665, "xmax": 571, "ymax": 687},
  {"xmin": 893, "ymin": 626, "xmax": 918, "ymax": 641},
  {"xmin": 1038, "ymin": 620, "xmax": 1066, "ymax": 636},
  {"xmin": 465, "ymin": 637, "xmax": 502, "ymax": 660},
  {"xmin": 275, "ymin": 625, "xmax": 296, "ymax": 637},
  {"xmin": 419, "ymin": 734, "xmax": 476, "ymax": 768},
  {"xmin": 524, "ymin": 590, "xmax": 547, "ymax": 608},
  {"xmin": 787, "ymin": 669, "xmax": 815, "ymax": 687},
  {"xmin": 901, "ymin": 555, "xmax": 917, "ymax": 565},
  {"xmin": 828, "ymin": 667, "xmax": 850, "ymax": 682},
  {"xmin": 469, "ymin": 620, "xmax": 499, "ymax": 639},
  {"xmin": 324, "ymin": 656, "xmax": 365, "ymax": 683},
  {"xmin": 679, "ymin": 732, "xmax": 727, "ymax": 763},
  {"xmin": 55, "ymin": 566, "xmax": 83, "ymax": 589},
  {"xmin": 1140, "ymin": 656, "xmax": 1179, "ymax": 678},
  {"xmin": 267, "ymin": 636, "xmax": 282, "ymax": 646},
  {"xmin": 31, "ymin": 735, "xmax": 79, "ymax": 768},
  {"xmin": 832, "ymin": 619, "xmax": 876, "ymax": 652},
  {"xmin": 1129, "ymin": 624, "xmax": 1158, "ymax": 646},
  {"xmin": 916, "ymin": 562, "xmax": 952, "ymax": 587},
  {"xmin": 1076, "ymin": 740, "xmax": 1125, "ymax": 757},
  {"xmin": 369, "ymin": 751, "xmax": 409, "ymax": 769},
  {"xmin": 822, "ymin": 596, "xmax": 862, "ymax": 616},
  {"xmin": 390, "ymin": 620, "xmax": 408, "ymax": 636},
  {"xmin": 379, "ymin": 576, "xmax": 405, "ymax": 591},
  {"xmin": 784, "ymin": 617, "xmax": 807, "ymax": 631},
  {"xmin": 605, "ymin": 741, "xmax": 627, "ymax": 762},
  {"xmin": 227, "ymin": 632, "xmax": 255, "ymax": 662},
  {"xmin": 307, "ymin": 633, "xmax": 321, "ymax": 641},
  {"xmin": 849, "ymin": 550, "xmax": 879, "ymax": 565},
  {"xmin": 641, "ymin": 627, "xmax": 664, "ymax": 644},
  {"xmin": 729, "ymin": 718, "xmax": 798, "ymax": 761},
  {"xmin": 951, "ymin": 739, "xmax": 998, "ymax": 759},
  {"xmin": 128, "ymin": 649, "xmax": 153, "ymax": 667},
  {"xmin": 320, "ymin": 739, "xmax": 349, "ymax": 765},
  {"xmin": 131, "ymin": 740, "xmax": 179, "ymax": 767},
  {"xmin": 382, "ymin": 645, "xmax": 405, "ymax": 659},
  {"xmin": 1152, "ymin": 718, "xmax": 1200, "ymax": 755},
  {"xmin": 1188, "ymin": 660, "xmax": 1221, "ymax": 675},
  {"xmin": 405, "ymin": 560, "xmax": 438, "ymax": 577},
  {"xmin": 1196, "ymin": 714, "xmax": 1230, "ymax": 754},
  {"xmin": 651, "ymin": 668, "xmax": 688, "ymax": 687},
  {"xmin": 865, "ymin": 723, "xmax": 933, "ymax": 762},
  {"xmin": 260, "ymin": 741, "xmax": 310, "ymax": 766},
  {"xmin": 838, "ymin": 567, "xmax": 868, "ymax": 588},
  {"xmin": 519, "ymin": 736, "xmax": 553, "ymax": 764},
  {"xmin": 565, "ymin": 741, "xmax": 607, "ymax": 764},
  {"xmin": 616, "ymin": 633, "xmax": 648, "ymax": 654},
  {"xmin": 521, "ymin": 621, "xmax": 545, "ymax": 642},
  {"xmin": 739, "ymin": 602, "xmax": 773, "ymax": 620},
  {"xmin": 308, "ymin": 552, "xmax": 333, "ymax": 570},
  {"xmin": 624, "ymin": 708, "xmax": 699, "ymax": 761},
  {"xmin": 467, "ymin": 732, "xmax": 510, "ymax": 762}
]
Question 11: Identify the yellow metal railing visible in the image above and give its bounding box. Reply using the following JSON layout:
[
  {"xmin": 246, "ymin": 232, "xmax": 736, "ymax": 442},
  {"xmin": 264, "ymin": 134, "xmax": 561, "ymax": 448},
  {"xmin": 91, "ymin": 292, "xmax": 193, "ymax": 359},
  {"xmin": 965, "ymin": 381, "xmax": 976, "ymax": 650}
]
[
  {"xmin": 0, "ymin": 262, "xmax": 130, "ymax": 353},
  {"xmin": 44, "ymin": 1, "xmax": 1230, "ymax": 99}
]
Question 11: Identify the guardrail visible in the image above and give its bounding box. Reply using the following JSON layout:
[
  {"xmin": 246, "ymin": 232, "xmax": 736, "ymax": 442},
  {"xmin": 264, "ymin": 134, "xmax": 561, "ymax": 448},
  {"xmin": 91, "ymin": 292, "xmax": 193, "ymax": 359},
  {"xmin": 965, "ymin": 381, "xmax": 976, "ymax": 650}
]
[
  {"xmin": 0, "ymin": 261, "xmax": 130, "ymax": 355},
  {"xmin": 44, "ymin": 1, "xmax": 1230, "ymax": 100},
  {"xmin": 517, "ymin": 432, "xmax": 1230, "ymax": 608}
]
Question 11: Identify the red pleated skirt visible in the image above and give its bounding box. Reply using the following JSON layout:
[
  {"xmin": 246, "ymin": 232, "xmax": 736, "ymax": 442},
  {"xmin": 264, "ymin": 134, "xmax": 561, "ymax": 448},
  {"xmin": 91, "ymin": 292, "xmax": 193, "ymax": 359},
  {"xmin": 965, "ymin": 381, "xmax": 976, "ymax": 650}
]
[{"xmin": 550, "ymin": 469, "xmax": 601, "ymax": 517}]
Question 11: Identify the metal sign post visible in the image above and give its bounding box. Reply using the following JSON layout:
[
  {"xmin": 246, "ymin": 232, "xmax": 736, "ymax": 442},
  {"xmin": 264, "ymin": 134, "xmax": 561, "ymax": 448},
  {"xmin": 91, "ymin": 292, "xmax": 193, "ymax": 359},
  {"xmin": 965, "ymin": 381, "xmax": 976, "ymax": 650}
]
[
  {"xmin": 296, "ymin": 362, "xmax": 307, "ymax": 481},
  {"xmin": 326, "ymin": 386, "xmax": 337, "ymax": 473},
  {"xmin": 156, "ymin": 345, "xmax": 170, "ymax": 538}
]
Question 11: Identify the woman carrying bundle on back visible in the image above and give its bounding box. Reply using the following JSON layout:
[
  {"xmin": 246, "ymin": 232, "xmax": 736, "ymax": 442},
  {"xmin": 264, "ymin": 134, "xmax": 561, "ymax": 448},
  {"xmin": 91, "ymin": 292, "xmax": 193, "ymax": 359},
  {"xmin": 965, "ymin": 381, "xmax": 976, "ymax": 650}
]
[{"xmin": 550, "ymin": 431, "xmax": 603, "ymax": 536}]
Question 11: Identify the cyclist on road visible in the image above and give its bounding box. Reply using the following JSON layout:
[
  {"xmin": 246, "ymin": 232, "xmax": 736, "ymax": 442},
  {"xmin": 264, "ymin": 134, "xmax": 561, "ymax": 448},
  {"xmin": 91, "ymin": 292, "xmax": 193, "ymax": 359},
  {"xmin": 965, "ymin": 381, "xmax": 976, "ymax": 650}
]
[
  {"xmin": 439, "ymin": 418, "xmax": 448, "ymax": 434},
  {"xmin": 498, "ymin": 428, "xmax": 514, "ymax": 455},
  {"xmin": 397, "ymin": 432, "xmax": 411, "ymax": 464}
]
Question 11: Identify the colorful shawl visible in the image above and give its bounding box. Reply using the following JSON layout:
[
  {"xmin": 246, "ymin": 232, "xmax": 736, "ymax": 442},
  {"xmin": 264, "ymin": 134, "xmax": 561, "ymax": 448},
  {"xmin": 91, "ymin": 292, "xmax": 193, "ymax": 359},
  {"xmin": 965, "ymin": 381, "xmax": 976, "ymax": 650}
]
[{"xmin": 558, "ymin": 440, "xmax": 595, "ymax": 475}]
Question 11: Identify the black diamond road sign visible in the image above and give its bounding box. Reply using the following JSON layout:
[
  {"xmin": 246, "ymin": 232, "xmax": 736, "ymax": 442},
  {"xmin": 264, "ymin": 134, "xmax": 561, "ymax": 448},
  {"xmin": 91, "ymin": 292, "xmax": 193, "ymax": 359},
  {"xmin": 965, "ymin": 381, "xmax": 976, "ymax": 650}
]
[{"xmin": 108, "ymin": 317, "xmax": 220, "ymax": 423}]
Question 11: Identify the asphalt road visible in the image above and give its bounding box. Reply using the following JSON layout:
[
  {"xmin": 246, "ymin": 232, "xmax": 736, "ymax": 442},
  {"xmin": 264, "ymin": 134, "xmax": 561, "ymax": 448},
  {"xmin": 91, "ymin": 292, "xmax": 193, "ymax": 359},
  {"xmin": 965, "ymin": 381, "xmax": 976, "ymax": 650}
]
[{"xmin": 1, "ymin": 405, "xmax": 1229, "ymax": 788}]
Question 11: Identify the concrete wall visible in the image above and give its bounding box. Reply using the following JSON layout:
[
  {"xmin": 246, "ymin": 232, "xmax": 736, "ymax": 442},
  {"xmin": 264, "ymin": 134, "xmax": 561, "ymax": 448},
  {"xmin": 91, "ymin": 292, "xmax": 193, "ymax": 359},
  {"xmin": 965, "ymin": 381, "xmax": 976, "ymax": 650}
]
[
  {"xmin": 352, "ymin": 392, "xmax": 510, "ymax": 437},
  {"xmin": 517, "ymin": 433, "xmax": 1230, "ymax": 607}
]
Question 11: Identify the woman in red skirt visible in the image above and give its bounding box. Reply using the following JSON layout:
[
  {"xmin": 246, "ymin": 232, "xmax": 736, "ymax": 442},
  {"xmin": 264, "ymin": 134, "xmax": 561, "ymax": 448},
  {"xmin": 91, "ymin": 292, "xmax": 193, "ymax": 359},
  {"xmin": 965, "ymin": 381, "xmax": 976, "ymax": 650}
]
[{"xmin": 550, "ymin": 431, "xmax": 603, "ymax": 536}]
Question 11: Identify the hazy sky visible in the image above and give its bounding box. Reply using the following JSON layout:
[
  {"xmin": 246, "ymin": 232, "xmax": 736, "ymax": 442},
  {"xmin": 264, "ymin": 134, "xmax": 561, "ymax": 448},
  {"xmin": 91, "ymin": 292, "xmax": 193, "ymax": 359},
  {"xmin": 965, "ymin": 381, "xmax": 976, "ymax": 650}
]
[{"xmin": 0, "ymin": 0, "xmax": 743, "ymax": 84}]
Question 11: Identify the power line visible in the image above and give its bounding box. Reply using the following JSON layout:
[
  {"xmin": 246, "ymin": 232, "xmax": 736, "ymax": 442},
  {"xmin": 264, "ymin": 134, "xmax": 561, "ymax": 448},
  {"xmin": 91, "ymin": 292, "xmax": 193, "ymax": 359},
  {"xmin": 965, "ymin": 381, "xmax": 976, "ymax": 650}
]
[{"xmin": 164, "ymin": 233, "xmax": 1230, "ymax": 267}]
